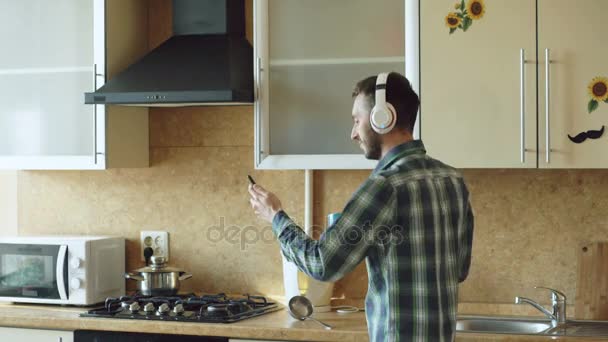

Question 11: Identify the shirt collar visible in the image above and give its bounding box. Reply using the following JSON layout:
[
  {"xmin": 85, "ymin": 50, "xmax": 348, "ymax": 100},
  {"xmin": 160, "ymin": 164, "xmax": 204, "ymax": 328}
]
[{"xmin": 374, "ymin": 140, "xmax": 426, "ymax": 173}]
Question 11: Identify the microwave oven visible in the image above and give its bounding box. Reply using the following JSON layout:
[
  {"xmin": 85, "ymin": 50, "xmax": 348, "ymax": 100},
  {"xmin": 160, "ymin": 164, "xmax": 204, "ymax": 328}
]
[{"xmin": 0, "ymin": 236, "xmax": 125, "ymax": 305}]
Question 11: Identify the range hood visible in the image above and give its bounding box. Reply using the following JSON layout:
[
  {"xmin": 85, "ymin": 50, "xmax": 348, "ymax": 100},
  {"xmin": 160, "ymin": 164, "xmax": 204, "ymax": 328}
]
[{"xmin": 85, "ymin": 0, "xmax": 253, "ymax": 106}]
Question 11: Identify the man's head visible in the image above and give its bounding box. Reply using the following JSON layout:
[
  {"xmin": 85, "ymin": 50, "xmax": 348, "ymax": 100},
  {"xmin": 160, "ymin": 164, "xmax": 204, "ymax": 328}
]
[{"xmin": 350, "ymin": 72, "xmax": 420, "ymax": 160}]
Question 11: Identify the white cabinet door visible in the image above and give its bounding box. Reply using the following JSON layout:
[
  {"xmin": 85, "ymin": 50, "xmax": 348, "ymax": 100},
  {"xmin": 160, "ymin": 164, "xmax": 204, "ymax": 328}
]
[
  {"xmin": 0, "ymin": 0, "xmax": 105, "ymax": 170},
  {"xmin": 254, "ymin": 0, "xmax": 404, "ymax": 170},
  {"xmin": 413, "ymin": 0, "xmax": 537, "ymax": 168},
  {"xmin": 538, "ymin": 0, "xmax": 608, "ymax": 168},
  {"xmin": 0, "ymin": 327, "xmax": 73, "ymax": 342},
  {"xmin": 0, "ymin": 0, "xmax": 149, "ymax": 170}
]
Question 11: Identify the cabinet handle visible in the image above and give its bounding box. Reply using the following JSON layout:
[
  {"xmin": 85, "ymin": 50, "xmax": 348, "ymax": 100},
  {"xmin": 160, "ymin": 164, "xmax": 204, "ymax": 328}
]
[
  {"xmin": 255, "ymin": 57, "xmax": 261, "ymax": 102},
  {"xmin": 545, "ymin": 49, "xmax": 551, "ymax": 164},
  {"xmin": 255, "ymin": 57, "xmax": 263, "ymax": 165},
  {"xmin": 520, "ymin": 49, "xmax": 526, "ymax": 164},
  {"xmin": 94, "ymin": 64, "xmax": 98, "ymax": 165}
]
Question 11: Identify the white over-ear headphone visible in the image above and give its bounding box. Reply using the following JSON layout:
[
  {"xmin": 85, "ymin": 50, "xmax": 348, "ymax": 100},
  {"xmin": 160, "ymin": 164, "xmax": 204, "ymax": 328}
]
[{"xmin": 370, "ymin": 72, "xmax": 397, "ymax": 134}]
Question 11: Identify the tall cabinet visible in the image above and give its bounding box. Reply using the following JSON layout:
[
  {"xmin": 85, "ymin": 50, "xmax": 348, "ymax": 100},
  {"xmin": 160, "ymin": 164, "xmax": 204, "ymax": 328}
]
[
  {"xmin": 0, "ymin": 0, "xmax": 148, "ymax": 170},
  {"xmin": 407, "ymin": 0, "xmax": 608, "ymax": 168},
  {"xmin": 254, "ymin": 0, "xmax": 405, "ymax": 170}
]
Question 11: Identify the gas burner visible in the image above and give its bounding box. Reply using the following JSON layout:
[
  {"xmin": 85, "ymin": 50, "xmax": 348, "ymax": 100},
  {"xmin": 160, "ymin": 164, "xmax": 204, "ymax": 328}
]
[
  {"xmin": 206, "ymin": 304, "xmax": 229, "ymax": 317},
  {"xmin": 81, "ymin": 293, "xmax": 281, "ymax": 323},
  {"xmin": 207, "ymin": 304, "xmax": 228, "ymax": 312}
]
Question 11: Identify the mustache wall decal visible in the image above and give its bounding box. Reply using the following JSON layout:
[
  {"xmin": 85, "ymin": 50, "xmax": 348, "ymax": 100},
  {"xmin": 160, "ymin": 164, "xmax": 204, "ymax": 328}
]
[{"xmin": 568, "ymin": 125, "xmax": 605, "ymax": 144}]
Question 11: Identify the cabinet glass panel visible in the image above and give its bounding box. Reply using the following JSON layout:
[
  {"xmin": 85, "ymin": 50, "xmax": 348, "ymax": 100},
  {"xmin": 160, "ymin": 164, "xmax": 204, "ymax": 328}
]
[
  {"xmin": 269, "ymin": 62, "xmax": 404, "ymax": 154},
  {"xmin": 268, "ymin": 0, "xmax": 405, "ymax": 155},
  {"xmin": 0, "ymin": 72, "xmax": 94, "ymax": 155},
  {"xmin": 0, "ymin": 0, "xmax": 95, "ymax": 156},
  {"xmin": 0, "ymin": 0, "xmax": 93, "ymax": 68}
]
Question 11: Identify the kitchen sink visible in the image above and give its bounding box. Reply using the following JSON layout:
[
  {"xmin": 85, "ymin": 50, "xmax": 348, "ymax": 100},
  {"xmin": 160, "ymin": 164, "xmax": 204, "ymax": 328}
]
[
  {"xmin": 456, "ymin": 316, "xmax": 553, "ymax": 334},
  {"xmin": 457, "ymin": 316, "xmax": 608, "ymax": 337}
]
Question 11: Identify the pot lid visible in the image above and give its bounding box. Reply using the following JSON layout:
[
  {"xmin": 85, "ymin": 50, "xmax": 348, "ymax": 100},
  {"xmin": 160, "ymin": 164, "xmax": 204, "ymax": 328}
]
[{"xmin": 133, "ymin": 256, "xmax": 187, "ymax": 273}]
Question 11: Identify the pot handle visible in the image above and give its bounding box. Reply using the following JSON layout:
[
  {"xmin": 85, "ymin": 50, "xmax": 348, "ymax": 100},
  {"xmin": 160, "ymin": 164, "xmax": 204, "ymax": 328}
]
[
  {"xmin": 179, "ymin": 272, "xmax": 193, "ymax": 281},
  {"xmin": 125, "ymin": 272, "xmax": 144, "ymax": 281}
]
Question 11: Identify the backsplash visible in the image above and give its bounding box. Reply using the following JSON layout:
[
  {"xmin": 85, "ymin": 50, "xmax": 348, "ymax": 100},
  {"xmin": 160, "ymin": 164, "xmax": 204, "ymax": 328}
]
[
  {"xmin": 318, "ymin": 168, "xmax": 608, "ymax": 304},
  {"xmin": 19, "ymin": 106, "xmax": 303, "ymax": 298},
  {"xmin": 0, "ymin": 171, "xmax": 17, "ymax": 236},
  {"xmin": 17, "ymin": 104, "xmax": 608, "ymax": 303}
]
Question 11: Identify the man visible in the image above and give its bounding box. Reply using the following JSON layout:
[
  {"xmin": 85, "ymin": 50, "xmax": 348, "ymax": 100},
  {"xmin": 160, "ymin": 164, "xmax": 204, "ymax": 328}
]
[{"xmin": 248, "ymin": 72, "xmax": 474, "ymax": 341}]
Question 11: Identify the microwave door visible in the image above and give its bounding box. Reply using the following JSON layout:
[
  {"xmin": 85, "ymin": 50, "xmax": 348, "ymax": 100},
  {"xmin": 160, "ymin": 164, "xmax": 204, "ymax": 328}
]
[{"xmin": 0, "ymin": 243, "xmax": 68, "ymax": 300}]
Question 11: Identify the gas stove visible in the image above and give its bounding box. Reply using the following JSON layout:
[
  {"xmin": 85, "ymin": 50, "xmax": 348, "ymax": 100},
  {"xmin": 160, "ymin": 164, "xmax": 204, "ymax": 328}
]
[{"xmin": 80, "ymin": 293, "xmax": 280, "ymax": 323}]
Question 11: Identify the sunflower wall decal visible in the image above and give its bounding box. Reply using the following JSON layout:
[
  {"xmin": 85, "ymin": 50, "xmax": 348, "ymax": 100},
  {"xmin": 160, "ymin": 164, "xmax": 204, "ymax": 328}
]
[
  {"xmin": 588, "ymin": 76, "xmax": 608, "ymax": 113},
  {"xmin": 446, "ymin": 0, "xmax": 486, "ymax": 34}
]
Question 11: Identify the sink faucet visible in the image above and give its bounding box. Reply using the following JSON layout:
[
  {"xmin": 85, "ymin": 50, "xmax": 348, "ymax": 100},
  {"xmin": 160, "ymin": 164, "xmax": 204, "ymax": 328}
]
[{"xmin": 515, "ymin": 286, "xmax": 566, "ymax": 327}]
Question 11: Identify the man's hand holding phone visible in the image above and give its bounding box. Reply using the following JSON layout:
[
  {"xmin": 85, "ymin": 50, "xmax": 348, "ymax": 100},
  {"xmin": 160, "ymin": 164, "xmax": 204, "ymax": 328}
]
[{"xmin": 247, "ymin": 175, "xmax": 283, "ymax": 223}]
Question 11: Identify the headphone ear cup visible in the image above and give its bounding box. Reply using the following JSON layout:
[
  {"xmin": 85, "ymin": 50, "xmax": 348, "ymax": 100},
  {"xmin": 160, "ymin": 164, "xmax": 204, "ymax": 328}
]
[{"xmin": 370, "ymin": 102, "xmax": 397, "ymax": 134}]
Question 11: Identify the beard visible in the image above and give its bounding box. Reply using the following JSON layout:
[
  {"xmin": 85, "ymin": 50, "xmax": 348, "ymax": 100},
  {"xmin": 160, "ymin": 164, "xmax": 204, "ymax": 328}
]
[{"xmin": 362, "ymin": 131, "xmax": 382, "ymax": 160}]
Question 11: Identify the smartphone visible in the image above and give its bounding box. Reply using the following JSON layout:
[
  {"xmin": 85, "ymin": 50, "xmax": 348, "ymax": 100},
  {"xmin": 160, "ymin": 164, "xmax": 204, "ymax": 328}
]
[{"xmin": 247, "ymin": 175, "xmax": 256, "ymax": 185}]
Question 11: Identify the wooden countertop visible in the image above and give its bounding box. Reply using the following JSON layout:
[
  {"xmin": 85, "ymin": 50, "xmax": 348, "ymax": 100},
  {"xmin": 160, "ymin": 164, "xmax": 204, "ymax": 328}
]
[
  {"xmin": 2, "ymin": 303, "xmax": 608, "ymax": 341},
  {"xmin": 0, "ymin": 303, "xmax": 368, "ymax": 342}
]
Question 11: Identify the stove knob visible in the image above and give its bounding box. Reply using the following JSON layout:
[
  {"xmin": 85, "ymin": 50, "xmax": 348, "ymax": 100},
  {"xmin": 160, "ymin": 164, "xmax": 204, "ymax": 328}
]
[
  {"xmin": 70, "ymin": 278, "xmax": 82, "ymax": 290},
  {"xmin": 173, "ymin": 303, "xmax": 185, "ymax": 315},
  {"xmin": 157, "ymin": 303, "xmax": 170, "ymax": 315},
  {"xmin": 129, "ymin": 302, "xmax": 141, "ymax": 312},
  {"xmin": 143, "ymin": 303, "xmax": 155, "ymax": 314}
]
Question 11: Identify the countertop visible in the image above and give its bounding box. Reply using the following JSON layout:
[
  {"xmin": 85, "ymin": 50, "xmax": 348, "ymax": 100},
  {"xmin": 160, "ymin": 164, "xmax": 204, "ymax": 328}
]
[
  {"xmin": 2, "ymin": 303, "xmax": 608, "ymax": 341},
  {"xmin": 0, "ymin": 303, "xmax": 368, "ymax": 342}
]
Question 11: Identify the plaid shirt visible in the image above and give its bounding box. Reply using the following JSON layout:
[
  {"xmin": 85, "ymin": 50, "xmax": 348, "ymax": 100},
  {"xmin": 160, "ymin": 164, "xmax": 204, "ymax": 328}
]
[{"xmin": 272, "ymin": 140, "xmax": 474, "ymax": 342}]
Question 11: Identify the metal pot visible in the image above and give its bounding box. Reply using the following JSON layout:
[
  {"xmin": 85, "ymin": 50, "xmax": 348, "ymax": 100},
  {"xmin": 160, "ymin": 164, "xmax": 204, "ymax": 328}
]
[{"xmin": 125, "ymin": 256, "xmax": 192, "ymax": 296}]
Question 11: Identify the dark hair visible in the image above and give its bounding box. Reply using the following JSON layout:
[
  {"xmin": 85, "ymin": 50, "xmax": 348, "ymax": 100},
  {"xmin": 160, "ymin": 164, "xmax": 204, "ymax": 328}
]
[{"xmin": 352, "ymin": 72, "xmax": 420, "ymax": 132}]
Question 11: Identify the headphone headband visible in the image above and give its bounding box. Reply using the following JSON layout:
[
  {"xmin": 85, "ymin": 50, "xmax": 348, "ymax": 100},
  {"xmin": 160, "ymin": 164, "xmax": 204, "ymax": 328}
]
[
  {"xmin": 375, "ymin": 72, "xmax": 389, "ymax": 107},
  {"xmin": 376, "ymin": 72, "xmax": 389, "ymax": 88}
]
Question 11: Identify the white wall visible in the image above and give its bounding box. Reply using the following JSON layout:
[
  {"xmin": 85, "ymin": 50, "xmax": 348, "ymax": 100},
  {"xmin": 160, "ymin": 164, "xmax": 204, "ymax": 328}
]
[{"xmin": 0, "ymin": 171, "xmax": 17, "ymax": 236}]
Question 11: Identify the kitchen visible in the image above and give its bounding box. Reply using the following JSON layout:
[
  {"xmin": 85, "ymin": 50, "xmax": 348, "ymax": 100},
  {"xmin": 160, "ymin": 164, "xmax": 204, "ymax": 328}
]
[{"xmin": 1, "ymin": 0, "xmax": 608, "ymax": 341}]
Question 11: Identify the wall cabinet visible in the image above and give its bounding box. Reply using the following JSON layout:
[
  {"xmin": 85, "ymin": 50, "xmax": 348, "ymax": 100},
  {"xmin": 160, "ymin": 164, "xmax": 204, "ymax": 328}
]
[
  {"xmin": 254, "ymin": 0, "xmax": 405, "ymax": 169},
  {"xmin": 407, "ymin": 0, "xmax": 608, "ymax": 168},
  {"xmin": 0, "ymin": 0, "xmax": 148, "ymax": 170},
  {"xmin": 0, "ymin": 327, "xmax": 73, "ymax": 342}
]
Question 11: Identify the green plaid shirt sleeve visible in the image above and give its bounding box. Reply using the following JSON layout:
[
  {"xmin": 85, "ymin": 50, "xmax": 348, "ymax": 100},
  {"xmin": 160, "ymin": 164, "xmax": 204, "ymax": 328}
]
[{"xmin": 272, "ymin": 174, "xmax": 396, "ymax": 282}]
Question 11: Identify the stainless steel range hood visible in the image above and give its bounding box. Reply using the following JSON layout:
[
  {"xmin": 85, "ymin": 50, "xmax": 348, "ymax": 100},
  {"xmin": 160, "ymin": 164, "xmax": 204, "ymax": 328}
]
[{"xmin": 85, "ymin": 0, "xmax": 253, "ymax": 106}]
